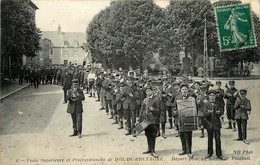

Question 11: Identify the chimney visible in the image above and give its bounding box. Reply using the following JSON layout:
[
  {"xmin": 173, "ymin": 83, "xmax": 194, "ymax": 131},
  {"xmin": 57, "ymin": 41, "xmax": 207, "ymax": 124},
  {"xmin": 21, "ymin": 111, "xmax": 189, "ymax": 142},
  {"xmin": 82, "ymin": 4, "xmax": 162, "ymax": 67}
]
[{"xmin": 58, "ymin": 24, "xmax": 61, "ymax": 34}]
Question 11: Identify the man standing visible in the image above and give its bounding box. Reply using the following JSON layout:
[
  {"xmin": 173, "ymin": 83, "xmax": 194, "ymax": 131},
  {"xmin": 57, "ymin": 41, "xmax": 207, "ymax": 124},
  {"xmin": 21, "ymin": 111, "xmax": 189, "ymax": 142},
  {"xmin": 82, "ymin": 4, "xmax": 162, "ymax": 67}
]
[
  {"xmin": 224, "ymin": 80, "xmax": 238, "ymax": 131},
  {"xmin": 67, "ymin": 79, "xmax": 85, "ymax": 138},
  {"xmin": 234, "ymin": 89, "xmax": 251, "ymax": 144},
  {"xmin": 138, "ymin": 84, "xmax": 160, "ymax": 158},
  {"xmin": 62, "ymin": 69, "xmax": 72, "ymax": 104},
  {"xmin": 203, "ymin": 90, "xmax": 226, "ymax": 160},
  {"xmin": 173, "ymin": 84, "xmax": 194, "ymax": 158}
]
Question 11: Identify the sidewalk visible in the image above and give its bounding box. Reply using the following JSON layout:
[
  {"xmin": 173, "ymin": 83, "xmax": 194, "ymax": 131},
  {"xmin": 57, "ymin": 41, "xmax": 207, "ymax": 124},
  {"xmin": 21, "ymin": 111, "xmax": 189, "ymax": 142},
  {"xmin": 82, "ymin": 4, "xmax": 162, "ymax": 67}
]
[{"xmin": 0, "ymin": 80, "xmax": 30, "ymax": 101}]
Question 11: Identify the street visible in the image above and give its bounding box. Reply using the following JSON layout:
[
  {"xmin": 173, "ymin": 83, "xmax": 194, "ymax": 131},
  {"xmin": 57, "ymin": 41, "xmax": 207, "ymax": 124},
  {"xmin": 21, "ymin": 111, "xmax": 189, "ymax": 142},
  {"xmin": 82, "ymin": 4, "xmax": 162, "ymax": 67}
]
[{"xmin": 1, "ymin": 79, "xmax": 260, "ymax": 165}]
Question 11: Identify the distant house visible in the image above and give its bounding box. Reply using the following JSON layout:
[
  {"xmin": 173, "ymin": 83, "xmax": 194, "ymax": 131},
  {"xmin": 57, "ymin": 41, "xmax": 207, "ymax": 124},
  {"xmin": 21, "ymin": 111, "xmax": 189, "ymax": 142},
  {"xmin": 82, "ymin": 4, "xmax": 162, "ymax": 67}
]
[{"xmin": 41, "ymin": 25, "xmax": 86, "ymax": 66}]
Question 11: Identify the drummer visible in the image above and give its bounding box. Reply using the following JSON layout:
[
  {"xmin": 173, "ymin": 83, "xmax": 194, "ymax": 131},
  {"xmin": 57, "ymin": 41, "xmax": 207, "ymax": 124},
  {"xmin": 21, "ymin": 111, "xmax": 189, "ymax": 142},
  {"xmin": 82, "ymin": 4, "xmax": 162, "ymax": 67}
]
[
  {"xmin": 138, "ymin": 83, "xmax": 161, "ymax": 158},
  {"xmin": 173, "ymin": 83, "xmax": 195, "ymax": 158}
]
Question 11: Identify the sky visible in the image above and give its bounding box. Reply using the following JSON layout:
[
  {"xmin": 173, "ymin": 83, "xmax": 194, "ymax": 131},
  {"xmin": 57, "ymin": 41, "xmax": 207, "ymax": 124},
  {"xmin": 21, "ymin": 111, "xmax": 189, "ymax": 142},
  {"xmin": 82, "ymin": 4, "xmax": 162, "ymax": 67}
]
[{"xmin": 32, "ymin": 0, "xmax": 260, "ymax": 33}]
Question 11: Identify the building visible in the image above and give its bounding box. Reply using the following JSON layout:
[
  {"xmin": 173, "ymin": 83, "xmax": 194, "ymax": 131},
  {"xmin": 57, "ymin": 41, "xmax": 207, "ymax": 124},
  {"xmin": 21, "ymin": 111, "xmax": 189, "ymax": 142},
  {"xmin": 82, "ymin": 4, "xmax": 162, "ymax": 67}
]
[{"xmin": 41, "ymin": 25, "xmax": 86, "ymax": 66}]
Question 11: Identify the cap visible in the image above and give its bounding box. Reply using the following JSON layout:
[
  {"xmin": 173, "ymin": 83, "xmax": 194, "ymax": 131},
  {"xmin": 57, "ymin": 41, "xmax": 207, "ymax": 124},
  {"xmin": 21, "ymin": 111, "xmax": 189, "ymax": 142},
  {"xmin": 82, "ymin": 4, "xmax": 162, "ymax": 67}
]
[
  {"xmin": 240, "ymin": 89, "xmax": 247, "ymax": 94},
  {"xmin": 194, "ymin": 81, "xmax": 201, "ymax": 85},
  {"xmin": 180, "ymin": 83, "xmax": 189, "ymax": 89},
  {"xmin": 216, "ymin": 81, "xmax": 222, "ymax": 85},
  {"xmin": 229, "ymin": 80, "xmax": 235, "ymax": 85},
  {"xmin": 208, "ymin": 89, "xmax": 216, "ymax": 95},
  {"xmin": 173, "ymin": 81, "xmax": 181, "ymax": 86},
  {"xmin": 72, "ymin": 79, "xmax": 79, "ymax": 83}
]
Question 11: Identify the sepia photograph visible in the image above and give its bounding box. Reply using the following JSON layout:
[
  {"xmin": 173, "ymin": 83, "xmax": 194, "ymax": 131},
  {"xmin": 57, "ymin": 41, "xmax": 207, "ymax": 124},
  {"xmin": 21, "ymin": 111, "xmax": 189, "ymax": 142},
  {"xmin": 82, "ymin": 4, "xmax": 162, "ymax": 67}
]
[{"xmin": 1, "ymin": 0, "xmax": 260, "ymax": 164}]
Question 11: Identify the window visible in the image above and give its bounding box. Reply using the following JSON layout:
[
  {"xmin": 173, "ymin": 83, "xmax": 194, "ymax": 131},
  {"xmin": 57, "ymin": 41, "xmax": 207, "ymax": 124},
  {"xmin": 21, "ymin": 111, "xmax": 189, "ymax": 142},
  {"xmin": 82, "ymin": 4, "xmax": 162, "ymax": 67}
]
[
  {"xmin": 73, "ymin": 50, "xmax": 78, "ymax": 56},
  {"xmin": 74, "ymin": 40, "xmax": 79, "ymax": 46},
  {"xmin": 64, "ymin": 41, "xmax": 69, "ymax": 45},
  {"xmin": 63, "ymin": 50, "xmax": 68, "ymax": 56}
]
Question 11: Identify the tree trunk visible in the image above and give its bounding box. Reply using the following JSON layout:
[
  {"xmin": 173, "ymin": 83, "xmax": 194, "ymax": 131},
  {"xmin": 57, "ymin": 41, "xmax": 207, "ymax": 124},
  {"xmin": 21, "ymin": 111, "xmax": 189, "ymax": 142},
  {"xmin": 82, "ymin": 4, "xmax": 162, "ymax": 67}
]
[{"xmin": 240, "ymin": 61, "xmax": 244, "ymax": 77}]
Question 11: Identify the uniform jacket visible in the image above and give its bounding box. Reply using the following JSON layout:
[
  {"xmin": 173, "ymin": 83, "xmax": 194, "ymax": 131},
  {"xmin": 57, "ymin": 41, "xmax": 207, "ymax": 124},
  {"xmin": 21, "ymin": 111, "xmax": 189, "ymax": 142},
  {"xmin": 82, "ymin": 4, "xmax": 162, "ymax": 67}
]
[
  {"xmin": 105, "ymin": 81, "xmax": 113, "ymax": 100},
  {"xmin": 196, "ymin": 92, "xmax": 208, "ymax": 117},
  {"xmin": 62, "ymin": 74, "xmax": 72, "ymax": 90},
  {"xmin": 203, "ymin": 101, "xmax": 223, "ymax": 130},
  {"xmin": 120, "ymin": 85, "xmax": 136, "ymax": 110},
  {"xmin": 215, "ymin": 88, "xmax": 225, "ymax": 107},
  {"xmin": 66, "ymin": 88, "xmax": 85, "ymax": 114},
  {"xmin": 224, "ymin": 87, "xmax": 238, "ymax": 105},
  {"xmin": 234, "ymin": 97, "xmax": 251, "ymax": 120},
  {"xmin": 139, "ymin": 95, "xmax": 161, "ymax": 124}
]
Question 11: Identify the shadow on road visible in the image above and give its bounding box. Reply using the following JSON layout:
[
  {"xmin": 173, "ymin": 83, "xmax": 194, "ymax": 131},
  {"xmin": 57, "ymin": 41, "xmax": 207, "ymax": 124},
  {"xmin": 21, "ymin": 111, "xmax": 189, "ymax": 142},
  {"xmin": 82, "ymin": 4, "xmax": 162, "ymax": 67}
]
[{"xmin": 0, "ymin": 85, "xmax": 63, "ymax": 135}]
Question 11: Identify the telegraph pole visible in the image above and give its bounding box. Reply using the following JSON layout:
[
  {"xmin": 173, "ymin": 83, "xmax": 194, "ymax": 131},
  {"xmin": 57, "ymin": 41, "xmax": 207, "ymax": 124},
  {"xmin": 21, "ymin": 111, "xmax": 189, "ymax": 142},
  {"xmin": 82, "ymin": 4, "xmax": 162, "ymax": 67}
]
[{"xmin": 203, "ymin": 12, "xmax": 209, "ymax": 77}]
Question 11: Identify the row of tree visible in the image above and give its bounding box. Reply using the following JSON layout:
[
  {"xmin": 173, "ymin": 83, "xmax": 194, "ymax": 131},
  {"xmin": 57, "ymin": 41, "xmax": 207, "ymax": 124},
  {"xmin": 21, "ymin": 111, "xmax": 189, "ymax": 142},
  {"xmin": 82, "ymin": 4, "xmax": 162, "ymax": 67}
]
[
  {"xmin": 86, "ymin": 0, "xmax": 259, "ymax": 75},
  {"xmin": 1, "ymin": 0, "xmax": 41, "ymax": 77}
]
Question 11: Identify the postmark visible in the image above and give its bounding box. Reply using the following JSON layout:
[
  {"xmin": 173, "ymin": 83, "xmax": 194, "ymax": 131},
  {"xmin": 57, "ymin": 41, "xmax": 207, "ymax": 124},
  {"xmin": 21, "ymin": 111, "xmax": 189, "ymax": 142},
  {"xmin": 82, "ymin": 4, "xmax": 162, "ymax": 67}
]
[{"xmin": 215, "ymin": 4, "xmax": 257, "ymax": 51}]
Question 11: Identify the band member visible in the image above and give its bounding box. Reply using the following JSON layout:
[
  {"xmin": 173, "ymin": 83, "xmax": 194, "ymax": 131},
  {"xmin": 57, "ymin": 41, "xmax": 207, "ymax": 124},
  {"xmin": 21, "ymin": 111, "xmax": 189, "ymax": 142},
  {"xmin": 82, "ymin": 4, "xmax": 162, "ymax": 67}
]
[
  {"xmin": 234, "ymin": 89, "xmax": 251, "ymax": 144},
  {"xmin": 120, "ymin": 78, "xmax": 136, "ymax": 135},
  {"xmin": 196, "ymin": 85, "xmax": 208, "ymax": 138},
  {"xmin": 215, "ymin": 81, "xmax": 225, "ymax": 123},
  {"xmin": 87, "ymin": 69, "xmax": 96, "ymax": 97},
  {"xmin": 203, "ymin": 90, "xmax": 226, "ymax": 160},
  {"xmin": 173, "ymin": 84, "xmax": 194, "ymax": 158},
  {"xmin": 224, "ymin": 80, "xmax": 238, "ymax": 131},
  {"xmin": 62, "ymin": 69, "xmax": 72, "ymax": 104},
  {"xmin": 138, "ymin": 84, "xmax": 160, "ymax": 158},
  {"xmin": 66, "ymin": 79, "xmax": 85, "ymax": 138},
  {"xmin": 172, "ymin": 81, "xmax": 181, "ymax": 137},
  {"xmin": 95, "ymin": 72, "xmax": 104, "ymax": 101},
  {"xmin": 116, "ymin": 83, "xmax": 125, "ymax": 129}
]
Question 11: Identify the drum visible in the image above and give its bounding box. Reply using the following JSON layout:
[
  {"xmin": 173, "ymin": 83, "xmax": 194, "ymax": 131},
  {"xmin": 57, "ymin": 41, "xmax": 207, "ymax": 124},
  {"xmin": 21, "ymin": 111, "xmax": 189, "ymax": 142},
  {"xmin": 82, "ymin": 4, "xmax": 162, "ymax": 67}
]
[
  {"xmin": 177, "ymin": 98, "xmax": 198, "ymax": 132},
  {"xmin": 133, "ymin": 119, "xmax": 152, "ymax": 134}
]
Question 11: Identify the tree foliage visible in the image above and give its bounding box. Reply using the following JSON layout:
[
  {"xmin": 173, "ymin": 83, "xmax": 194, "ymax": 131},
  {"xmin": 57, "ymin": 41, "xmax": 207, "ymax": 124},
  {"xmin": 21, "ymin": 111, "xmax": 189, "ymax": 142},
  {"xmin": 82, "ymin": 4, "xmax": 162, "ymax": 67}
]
[
  {"xmin": 86, "ymin": 0, "xmax": 164, "ymax": 70},
  {"xmin": 86, "ymin": 0, "xmax": 260, "ymax": 74},
  {"xmin": 1, "ymin": 0, "xmax": 42, "ymax": 65}
]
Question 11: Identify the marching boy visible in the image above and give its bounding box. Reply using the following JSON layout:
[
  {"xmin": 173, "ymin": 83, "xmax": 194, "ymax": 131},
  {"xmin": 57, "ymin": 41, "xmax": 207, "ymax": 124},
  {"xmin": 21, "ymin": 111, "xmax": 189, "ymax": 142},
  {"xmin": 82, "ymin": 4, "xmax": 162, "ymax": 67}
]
[
  {"xmin": 234, "ymin": 89, "xmax": 251, "ymax": 144},
  {"xmin": 203, "ymin": 90, "xmax": 225, "ymax": 160}
]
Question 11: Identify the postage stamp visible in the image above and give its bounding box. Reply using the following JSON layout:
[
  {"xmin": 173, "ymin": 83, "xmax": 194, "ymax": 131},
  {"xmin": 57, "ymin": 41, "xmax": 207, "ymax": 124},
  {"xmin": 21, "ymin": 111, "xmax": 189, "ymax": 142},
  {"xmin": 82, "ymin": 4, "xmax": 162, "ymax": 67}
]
[{"xmin": 215, "ymin": 4, "xmax": 257, "ymax": 51}]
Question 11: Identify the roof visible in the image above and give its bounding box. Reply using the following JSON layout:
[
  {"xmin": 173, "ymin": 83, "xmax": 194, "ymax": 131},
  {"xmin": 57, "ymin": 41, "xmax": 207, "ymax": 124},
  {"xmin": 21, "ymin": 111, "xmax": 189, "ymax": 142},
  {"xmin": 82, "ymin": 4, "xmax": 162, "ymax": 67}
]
[{"xmin": 41, "ymin": 31, "xmax": 86, "ymax": 47}]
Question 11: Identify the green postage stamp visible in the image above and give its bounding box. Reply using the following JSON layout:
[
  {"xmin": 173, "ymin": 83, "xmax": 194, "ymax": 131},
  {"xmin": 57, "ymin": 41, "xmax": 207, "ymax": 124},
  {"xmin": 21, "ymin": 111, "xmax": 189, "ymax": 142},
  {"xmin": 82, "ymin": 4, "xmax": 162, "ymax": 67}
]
[{"xmin": 215, "ymin": 4, "xmax": 257, "ymax": 51}]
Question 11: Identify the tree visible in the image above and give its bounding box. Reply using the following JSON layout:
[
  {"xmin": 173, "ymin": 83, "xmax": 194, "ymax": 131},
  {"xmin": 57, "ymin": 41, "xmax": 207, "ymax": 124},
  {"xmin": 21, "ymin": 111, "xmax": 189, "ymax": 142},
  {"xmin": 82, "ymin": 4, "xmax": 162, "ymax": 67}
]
[
  {"xmin": 86, "ymin": 0, "xmax": 165, "ymax": 70},
  {"xmin": 1, "ymin": 0, "xmax": 42, "ymax": 67},
  {"xmin": 163, "ymin": 0, "xmax": 218, "ymax": 75}
]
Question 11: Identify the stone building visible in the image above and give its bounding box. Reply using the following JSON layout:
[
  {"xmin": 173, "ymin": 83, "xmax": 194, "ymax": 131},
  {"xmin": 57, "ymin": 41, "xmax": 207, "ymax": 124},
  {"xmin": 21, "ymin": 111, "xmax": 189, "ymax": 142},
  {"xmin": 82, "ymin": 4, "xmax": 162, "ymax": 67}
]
[{"xmin": 41, "ymin": 25, "xmax": 86, "ymax": 66}]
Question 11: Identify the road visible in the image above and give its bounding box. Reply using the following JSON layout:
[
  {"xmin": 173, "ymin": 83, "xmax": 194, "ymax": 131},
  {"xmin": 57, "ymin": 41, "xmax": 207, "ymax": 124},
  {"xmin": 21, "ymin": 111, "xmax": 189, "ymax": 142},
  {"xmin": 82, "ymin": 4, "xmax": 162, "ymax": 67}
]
[{"xmin": 1, "ymin": 80, "xmax": 260, "ymax": 165}]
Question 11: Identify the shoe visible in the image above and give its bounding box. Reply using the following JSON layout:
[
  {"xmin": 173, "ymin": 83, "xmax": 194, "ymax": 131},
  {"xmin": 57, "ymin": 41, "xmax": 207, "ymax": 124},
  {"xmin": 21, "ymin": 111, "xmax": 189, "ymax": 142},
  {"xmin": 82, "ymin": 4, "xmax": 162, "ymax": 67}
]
[
  {"xmin": 188, "ymin": 154, "xmax": 193, "ymax": 158},
  {"xmin": 233, "ymin": 128, "xmax": 236, "ymax": 132},
  {"xmin": 133, "ymin": 134, "xmax": 137, "ymax": 137},
  {"xmin": 217, "ymin": 155, "xmax": 226, "ymax": 160},
  {"xmin": 175, "ymin": 134, "xmax": 180, "ymax": 137},
  {"xmin": 234, "ymin": 138, "xmax": 243, "ymax": 141},
  {"xmin": 99, "ymin": 107, "xmax": 105, "ymax": 110},
  {"xmin": 125, "ymin": 132, "xmax": 131, "ymax": 136},
  {"xmin": 179, "ymin": 152, "xmax": 186, "ymax": 155},
  {"xmin": 96, "ymin": 100, "xmax": 100, "ymax": 102},
  {"xmin": 109, "ymin": 116, "xmax": 113, "ymax": 119},
  {"xmin": 200, "ymin": 135, "xmax": 204, "ymax": 138},
  {"xmin": 162, "ymin": 133, "xmax": 167, "ymax": 139},
  {"xmin": 143, "ymin": 150, "xmax": 151, "ymax": 154},
  {"xmin": 63, "ymin": 101, "xmax": 67, "ymax": 104},
  {"xmin": 112, "ymin": 121, "xmax": 118, "ymax": 124},
  {"xmin": 169, "ymin": 125, "xmax": 173, "ymax": 129},
  {"xmin": 157, "ymin": 132, "xmax": 160, "ymax": 137},
  {"xmin": 118, "ymin": 126, "xmax": 123, "ymax": 129},
  {"xmin": 77, "ymin": 133, "xmax": 82, "ymax": 138},
  {"xmin": 243, "ymin": 139, "xmax": 250, "ymax": 144},
  {"xmin": 69, "ymin": 133, "xmax": 77, "ymax": 137},
  {"xmin": 225, "ymin": 126, "xmax": 232, "ymax": 129},
  {"xmin": 205, "ymin": 154, "xmax": 212, "ymax": 158},
  {"xmin": 151, "ymin": 152, "xmax": 158, "ymax": 158}
]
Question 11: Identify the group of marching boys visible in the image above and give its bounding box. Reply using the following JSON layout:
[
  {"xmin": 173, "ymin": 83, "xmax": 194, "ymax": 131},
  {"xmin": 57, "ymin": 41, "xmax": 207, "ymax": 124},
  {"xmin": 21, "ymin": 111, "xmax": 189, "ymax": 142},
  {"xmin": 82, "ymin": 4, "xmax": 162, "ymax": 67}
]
[{"xmin": 77, "ymin": 67, "xmax": 252, "ymax": 159}]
